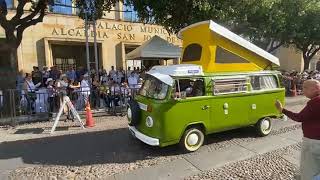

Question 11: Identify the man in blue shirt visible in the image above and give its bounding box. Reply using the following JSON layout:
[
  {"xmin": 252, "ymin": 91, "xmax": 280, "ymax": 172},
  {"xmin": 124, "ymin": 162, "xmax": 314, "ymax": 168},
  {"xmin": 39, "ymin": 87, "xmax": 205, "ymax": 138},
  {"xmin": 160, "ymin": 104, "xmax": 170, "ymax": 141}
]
[{"xmin": 66, "ymin": 67, "xmax": 76, "ymax": 81}]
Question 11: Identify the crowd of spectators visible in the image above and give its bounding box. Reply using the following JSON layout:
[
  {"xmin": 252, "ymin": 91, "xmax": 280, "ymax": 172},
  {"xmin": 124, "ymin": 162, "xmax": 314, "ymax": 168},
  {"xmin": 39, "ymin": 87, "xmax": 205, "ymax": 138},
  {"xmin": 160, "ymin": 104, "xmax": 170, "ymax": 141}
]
[
  {"xmin": 10, "ymin": 64, "xmax": 320, "ymax": 115},
  {"xmin": 280, "ymin": 70, "xmax": 320, "ymax": 96},
  {"xmin": 15, "ymin": 65, "xmax": 145, "ymax": 116}
]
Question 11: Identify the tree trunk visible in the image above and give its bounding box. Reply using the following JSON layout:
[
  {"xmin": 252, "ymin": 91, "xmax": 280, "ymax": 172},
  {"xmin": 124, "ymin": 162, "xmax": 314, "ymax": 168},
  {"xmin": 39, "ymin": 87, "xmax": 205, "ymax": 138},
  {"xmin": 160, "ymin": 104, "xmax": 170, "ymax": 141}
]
[
  {"xmin": 1, "ymin": 48, "xmax": 18, "ymax": 122},
  {"xmin": 0, "ymin": 48, "xmax": 18, "ymax": 89},
  {"xmin": 303, "ymin": 55, "xmax": 311, "ymax": 71}
]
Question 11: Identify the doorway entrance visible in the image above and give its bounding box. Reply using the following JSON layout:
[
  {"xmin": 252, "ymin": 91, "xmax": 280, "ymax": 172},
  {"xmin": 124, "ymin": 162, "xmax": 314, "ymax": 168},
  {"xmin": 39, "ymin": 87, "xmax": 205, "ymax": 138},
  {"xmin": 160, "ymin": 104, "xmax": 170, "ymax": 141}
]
[
  {"xmin": 51, "ymin": 42, "xmax": 102, "ymax": 73},
  {"xmin": 125, "ymin": 45, "xmax": 141, "ymax": 70}
]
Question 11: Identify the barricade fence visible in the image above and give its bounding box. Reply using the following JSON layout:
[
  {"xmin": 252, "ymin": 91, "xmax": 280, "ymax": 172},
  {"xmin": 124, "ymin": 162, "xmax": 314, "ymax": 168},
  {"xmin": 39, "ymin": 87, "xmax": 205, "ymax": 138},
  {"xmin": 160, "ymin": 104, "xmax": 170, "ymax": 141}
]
[{"xmin": 0, "ymin": 86, "xmax": 140, "ymax": 125}]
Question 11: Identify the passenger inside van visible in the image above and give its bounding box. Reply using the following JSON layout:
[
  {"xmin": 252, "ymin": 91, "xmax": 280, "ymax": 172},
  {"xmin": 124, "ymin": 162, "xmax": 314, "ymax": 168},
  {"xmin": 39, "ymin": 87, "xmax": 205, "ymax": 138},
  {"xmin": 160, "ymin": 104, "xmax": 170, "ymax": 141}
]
[{"xmin": 174, "ymin": 79, "xmax": 205, "ymax": 98}]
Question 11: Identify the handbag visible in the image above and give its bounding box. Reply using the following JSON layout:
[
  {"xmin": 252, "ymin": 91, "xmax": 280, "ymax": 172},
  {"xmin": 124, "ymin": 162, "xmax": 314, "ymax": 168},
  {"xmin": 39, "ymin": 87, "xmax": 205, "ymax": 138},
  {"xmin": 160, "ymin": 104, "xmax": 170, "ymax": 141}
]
[
  {"xmin": 27, "ymin": 92, "xmax": 37, "ymax": 101},
  {"xmin": 26, "ymin": 81, "xmax": 37, "ymax": 101}
]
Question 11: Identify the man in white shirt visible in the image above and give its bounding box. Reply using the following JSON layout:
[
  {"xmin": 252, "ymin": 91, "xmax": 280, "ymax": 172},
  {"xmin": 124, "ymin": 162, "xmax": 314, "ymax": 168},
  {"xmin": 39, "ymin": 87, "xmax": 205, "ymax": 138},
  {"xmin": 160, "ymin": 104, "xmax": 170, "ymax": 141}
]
[
  {"xmin": 134, "ymin": 70, "xmax": 140, "ymax": 79},
  {"xmin": 78, "ymin": 73, "xmax": 91, "ymax": 110},
  {"xmin": 23, "ymin": 73, "xmax": 41, "ymax": 113},
  {"xmin": 117, "ymin": 70, "xmax": 124, "ymax": 84},
  {"xmin": 126, "ymin": 67, "xmax": 132, "ymax": 79},
  {"xmin": 109, "ymin": 66, "xmax": 116, "ymax": 78},
  {"xmin": 110, "ymin": 80, "xmax": 121, "ymax": 107},
  {"xmin": 128, "ymin": 72, "xmax": 138, "ymax": 89}
]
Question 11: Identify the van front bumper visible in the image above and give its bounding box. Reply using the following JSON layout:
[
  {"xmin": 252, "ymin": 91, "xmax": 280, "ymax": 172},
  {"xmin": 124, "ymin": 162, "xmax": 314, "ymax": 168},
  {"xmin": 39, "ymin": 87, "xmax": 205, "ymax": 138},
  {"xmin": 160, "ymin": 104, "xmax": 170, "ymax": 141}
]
[{"xmin": 128, "ymin": 126, "xmax": 160, "ymax": 146}]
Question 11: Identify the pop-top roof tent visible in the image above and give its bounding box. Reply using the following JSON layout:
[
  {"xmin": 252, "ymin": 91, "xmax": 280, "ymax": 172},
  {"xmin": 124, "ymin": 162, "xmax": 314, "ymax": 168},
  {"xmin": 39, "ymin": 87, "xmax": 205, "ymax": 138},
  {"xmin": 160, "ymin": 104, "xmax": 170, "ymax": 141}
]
[
  {"xmin": 177, "ymin": 20, "xmax": 280, "ymax": 73},
  {"xmin": 126, "ymin": 35, "xmax": 181, "ymax": 60}
]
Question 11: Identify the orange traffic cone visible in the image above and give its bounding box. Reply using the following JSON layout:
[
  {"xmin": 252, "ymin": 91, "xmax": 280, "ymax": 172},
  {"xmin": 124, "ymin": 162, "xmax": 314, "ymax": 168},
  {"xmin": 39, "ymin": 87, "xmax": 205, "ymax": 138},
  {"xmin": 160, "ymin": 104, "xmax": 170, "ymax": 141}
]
[{"xmin": 85, "ymin": 102, "xmax": 95, "ymax": 127}]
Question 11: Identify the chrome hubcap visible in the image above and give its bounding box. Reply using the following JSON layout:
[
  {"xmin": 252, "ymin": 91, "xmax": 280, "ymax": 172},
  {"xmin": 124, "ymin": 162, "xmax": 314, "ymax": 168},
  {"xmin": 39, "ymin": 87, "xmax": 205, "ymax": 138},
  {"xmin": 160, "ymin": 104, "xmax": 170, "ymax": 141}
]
[
  {"xmin": 261, "ymin": 119, "xmax": 271, "ymax": 133},
  {"xmin": 187, "ymin": 133, "xmax": 199, "ymax": 146}
]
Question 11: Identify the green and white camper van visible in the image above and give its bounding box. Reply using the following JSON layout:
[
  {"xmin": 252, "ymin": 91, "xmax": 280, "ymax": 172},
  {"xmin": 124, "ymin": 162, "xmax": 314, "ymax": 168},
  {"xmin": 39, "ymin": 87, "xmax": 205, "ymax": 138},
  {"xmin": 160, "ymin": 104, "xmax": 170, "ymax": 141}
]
[
  {"xmin": 127, "ymin": 64, "xmax": 285, "ymax": 152},
  {"xmin": 127, "ymin": 20, "xmax": 285, "ymax": 152}
]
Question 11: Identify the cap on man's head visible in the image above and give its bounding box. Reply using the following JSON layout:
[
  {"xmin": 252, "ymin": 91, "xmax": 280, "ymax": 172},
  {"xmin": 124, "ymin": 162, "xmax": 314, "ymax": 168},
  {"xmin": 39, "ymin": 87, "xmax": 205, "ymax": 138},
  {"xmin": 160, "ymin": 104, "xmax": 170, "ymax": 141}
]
[
  {"xmin": 83, "ymin": 73, "xmax": 89, "ymax": 77},
  {"xmin": 46, "ymin": 78, "xmax": 53, "ymax": 85},
  {"xmin": 60, "ymin": 74, "xmax": 67, "ymax": 79}
]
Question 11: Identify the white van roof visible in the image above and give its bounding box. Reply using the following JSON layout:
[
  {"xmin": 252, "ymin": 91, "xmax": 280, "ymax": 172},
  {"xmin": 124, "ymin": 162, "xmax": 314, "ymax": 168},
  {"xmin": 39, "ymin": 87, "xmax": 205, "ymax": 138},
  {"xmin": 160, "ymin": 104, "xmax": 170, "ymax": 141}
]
[
  {"xmin": 148, "ymin": 64, "xmax": 204, "ymax": 76},
  {"xmin": 147, "ymin": 64, "xmax": 204, "ymax": 85}
]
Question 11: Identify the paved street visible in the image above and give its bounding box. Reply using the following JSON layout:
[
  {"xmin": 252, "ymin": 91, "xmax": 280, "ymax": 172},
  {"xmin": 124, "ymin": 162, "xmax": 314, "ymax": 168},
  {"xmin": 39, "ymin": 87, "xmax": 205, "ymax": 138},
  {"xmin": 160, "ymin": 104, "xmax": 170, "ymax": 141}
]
[{"xmin": 0, "ymin": 96, "xmax": 308, "ymax": 180}]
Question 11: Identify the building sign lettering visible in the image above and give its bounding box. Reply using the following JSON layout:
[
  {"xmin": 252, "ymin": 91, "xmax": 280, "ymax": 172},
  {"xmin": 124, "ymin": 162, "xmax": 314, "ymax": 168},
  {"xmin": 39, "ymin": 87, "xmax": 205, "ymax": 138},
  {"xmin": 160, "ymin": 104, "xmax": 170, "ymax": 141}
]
[
  {"xmin": 51, "ymin": 22, "xmax": 180, "ymax": 44},
  {"xmin": 140, "ymin": 26, "xmax": 168, "ymax": 35}
]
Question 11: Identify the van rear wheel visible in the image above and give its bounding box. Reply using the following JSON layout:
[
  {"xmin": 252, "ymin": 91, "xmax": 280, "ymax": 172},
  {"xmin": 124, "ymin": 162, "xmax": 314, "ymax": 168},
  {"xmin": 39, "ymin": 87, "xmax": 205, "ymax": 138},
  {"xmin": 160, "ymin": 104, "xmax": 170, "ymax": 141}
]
[
  {"xmin": 180, "ymin": 127, "xmax": 204, "ymax": 152},
  {"xmin": 256, "ymin": 117, "xmax": 272, "ymax": 136}
]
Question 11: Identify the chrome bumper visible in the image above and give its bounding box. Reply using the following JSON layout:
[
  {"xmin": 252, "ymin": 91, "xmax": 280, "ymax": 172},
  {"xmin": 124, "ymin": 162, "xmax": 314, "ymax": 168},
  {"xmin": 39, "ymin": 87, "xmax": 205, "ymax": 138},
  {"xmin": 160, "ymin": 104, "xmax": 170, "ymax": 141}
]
[{"xmin": 128, "ymin": 126, "xmax": 160, "ymax": 146}]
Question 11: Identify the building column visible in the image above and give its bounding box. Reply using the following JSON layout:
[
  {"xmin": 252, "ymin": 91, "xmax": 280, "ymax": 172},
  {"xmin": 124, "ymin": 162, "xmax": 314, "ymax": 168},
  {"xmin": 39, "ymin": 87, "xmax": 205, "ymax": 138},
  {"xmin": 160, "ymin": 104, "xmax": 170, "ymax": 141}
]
[{"xmin": 44, "ymin": 39, "xmax": 53, "ymax": 67}]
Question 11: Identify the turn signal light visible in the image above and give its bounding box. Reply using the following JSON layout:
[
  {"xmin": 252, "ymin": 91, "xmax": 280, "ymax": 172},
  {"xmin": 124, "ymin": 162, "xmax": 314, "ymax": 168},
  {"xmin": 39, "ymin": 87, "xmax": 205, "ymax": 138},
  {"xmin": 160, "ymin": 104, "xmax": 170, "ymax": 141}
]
[{"xmin": 147, "ymin": 104, "xmax": 153, "ymax": 112}]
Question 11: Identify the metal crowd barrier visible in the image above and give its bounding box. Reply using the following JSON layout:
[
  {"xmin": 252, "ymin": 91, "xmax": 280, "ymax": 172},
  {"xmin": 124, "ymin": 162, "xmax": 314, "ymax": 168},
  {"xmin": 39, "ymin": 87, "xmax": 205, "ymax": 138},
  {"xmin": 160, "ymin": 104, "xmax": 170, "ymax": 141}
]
[{"xmin": 0, "ymin": 86, "xmax": 141, "ymax": 125}]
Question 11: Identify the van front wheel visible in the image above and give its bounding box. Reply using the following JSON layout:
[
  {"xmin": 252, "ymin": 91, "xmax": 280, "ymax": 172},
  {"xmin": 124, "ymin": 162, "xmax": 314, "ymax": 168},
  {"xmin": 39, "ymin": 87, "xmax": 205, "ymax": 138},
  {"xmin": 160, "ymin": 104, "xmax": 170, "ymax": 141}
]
[
  {"xmin": 180, "ymin": 127, "xmax": 204, "ymax": 152},
  {"xmin": 256, "ymin": 117, "xmax": 272, "ymax": 136}
]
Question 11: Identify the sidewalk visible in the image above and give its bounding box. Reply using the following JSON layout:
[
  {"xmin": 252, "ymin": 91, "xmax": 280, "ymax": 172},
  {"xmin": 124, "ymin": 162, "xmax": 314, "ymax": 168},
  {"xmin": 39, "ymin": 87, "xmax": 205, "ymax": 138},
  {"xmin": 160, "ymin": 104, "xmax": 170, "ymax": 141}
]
[
  {"xmin": 112, "ymin": 129, "xmax": 302, "ymax": 180},
  {"xmin": 285, "ymin": 95, "xmax": 308, "ymax": 106}
]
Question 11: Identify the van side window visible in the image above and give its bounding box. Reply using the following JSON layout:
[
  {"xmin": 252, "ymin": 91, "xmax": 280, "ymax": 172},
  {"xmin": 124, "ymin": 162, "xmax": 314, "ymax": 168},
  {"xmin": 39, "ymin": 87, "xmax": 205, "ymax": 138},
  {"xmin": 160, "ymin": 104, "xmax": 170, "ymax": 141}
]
[
  {"xmin": 250, "ymin": 75, "xmax": 278, "ymax": 90},
  {"xmin": 173, "ymin": 78, "xmax": 205, "ymax": 98},
  {"xmin": 182, "ymin": 44, "xmax": 202, "ymax": 62},
  {"xmin": 213, "ymin": 78, "xmax": 248, "ymax": 95},
  {"xmin": 215, "ymin": 46, "xmax": 249, "ymax": 64}
]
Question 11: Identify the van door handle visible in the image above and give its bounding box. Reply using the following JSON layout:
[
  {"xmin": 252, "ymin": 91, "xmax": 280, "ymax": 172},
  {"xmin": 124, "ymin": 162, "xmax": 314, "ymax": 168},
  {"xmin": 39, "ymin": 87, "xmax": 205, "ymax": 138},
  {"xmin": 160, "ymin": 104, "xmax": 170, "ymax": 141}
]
[{"xmin": 202, "ymin": 105, "xmax": 210, "ymax": 110}]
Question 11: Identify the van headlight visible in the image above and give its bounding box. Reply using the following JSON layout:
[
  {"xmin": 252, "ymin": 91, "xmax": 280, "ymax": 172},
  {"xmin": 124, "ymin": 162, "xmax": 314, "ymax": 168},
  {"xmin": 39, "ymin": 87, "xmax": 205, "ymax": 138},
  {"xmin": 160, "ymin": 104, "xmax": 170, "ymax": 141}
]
[{"xmin": 146, "ymin": 116, "xmax": 154, "ymax": 127}]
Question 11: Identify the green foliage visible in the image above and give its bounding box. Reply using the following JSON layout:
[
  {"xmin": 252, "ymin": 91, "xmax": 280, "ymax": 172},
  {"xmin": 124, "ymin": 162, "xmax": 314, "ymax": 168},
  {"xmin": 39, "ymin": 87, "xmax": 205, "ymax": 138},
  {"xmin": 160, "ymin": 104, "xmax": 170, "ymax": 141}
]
[
  {"xmin": 127, "ymin": 0, "xmax": 239, "ymax": 34},
  {"xmin": 125, "ymin": 0, "xmax": 320, "ymax": 69},
  {"xmin": 75, "ymin": 0, "xmax": 120, "ymax": 20}
]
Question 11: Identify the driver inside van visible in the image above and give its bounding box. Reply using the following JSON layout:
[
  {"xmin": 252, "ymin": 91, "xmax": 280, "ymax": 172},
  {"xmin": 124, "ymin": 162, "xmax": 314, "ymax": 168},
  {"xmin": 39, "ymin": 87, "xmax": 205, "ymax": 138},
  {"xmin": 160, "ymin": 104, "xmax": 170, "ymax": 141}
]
[
  {"xmin": 192, "ymin": 80, "xmax": 204, "ymax": 96},
  {"xmin": 174, "ymin": 79, "xmax": 204, "ymax": 98}
]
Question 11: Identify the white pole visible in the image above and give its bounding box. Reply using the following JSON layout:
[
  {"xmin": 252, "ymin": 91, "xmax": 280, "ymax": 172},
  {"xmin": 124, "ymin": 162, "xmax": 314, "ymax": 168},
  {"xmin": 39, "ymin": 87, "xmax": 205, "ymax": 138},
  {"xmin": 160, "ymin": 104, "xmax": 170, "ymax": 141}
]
[
  {"xmin": 92, "ymin": 0, "xmax": 99, "ymax": 77},
  {"xmin": 84, "ymin": 2, "xmax": 91, "ymax": 75}
]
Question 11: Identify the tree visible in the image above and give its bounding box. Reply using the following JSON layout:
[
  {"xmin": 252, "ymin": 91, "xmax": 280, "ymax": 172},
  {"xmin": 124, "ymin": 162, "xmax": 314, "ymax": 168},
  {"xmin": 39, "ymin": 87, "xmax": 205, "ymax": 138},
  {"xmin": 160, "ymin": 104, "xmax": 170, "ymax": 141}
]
[
  {"xmin": 129, "ymin": 0, "xmax": 320, "ymax": 70},
  {"xmin": 229, "ymin": 0, "xmax": 288, "ymax": 53},
  {"xmin": 0, "ymin": 0, "xmax": 49, "ymax": 88},
  {"xmin": 128, "ymin": 0, "xmax": 236, "ymax": 33},
  {"xmin": 75, "ymin": 0, "xmax": 120, "ymax": 21},
  {"xmin": 0, "ymin": 0, "xmax": 119, "ymax": 87},
  {"xmin": 283, "ymin": 0, "xmax": 320, "ymax": 70}
]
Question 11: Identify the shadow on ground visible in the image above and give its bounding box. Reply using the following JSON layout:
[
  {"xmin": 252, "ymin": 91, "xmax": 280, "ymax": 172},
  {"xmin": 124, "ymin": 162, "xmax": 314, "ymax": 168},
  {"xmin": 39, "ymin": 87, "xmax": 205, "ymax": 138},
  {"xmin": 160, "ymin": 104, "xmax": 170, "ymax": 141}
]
[
  {"xmin": 0, "ymin": 125, "xmax": 260, "ymax": 167},
  {"xmin": 14, "ymin": 128, "xmax": 45, "ymax": 134}
]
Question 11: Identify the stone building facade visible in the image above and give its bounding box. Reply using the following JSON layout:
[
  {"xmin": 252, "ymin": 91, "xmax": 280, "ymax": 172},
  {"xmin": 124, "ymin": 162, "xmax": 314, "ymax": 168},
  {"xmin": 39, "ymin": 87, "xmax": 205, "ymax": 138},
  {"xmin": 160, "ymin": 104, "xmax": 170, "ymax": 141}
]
[
  {"xmin": 0, "ymin": 1, "xmax": 181, "ymax": 75},
  {"xmin": 275, "ymin": 46, "xmax": 320, "ymax": 72}
]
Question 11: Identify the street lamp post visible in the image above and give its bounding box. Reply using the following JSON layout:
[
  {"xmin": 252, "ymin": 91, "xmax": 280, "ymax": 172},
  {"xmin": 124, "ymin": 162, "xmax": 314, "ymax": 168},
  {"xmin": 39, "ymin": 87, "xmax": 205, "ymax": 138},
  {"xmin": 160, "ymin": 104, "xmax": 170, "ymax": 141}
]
[
  {"xmin": 84, "ymin": 0, "xmax": 99, "ymax": 77},
  {"xmin": 92, "ymin": 2, "xmax": 99, "ymax": 77},
  {"xmin": 84, "ymin": 0, "xmax": 91, "ymax": 75}
]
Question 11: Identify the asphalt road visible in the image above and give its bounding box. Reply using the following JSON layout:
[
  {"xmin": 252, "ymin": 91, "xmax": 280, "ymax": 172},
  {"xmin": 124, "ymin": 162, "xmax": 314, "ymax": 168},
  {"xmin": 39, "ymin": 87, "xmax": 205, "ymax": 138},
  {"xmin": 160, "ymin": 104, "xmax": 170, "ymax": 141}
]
[{"xmin": 0, "ymin": 101, "xmax": 305, "ymax": 179}]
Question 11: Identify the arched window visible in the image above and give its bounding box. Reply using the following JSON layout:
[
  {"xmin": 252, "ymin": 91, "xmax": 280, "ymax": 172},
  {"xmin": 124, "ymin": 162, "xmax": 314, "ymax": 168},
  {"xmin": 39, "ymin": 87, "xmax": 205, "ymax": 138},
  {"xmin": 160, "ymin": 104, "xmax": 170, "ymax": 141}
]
[{"xmin": 182, "ymin": 43, "xmax": 202, "ymax": 62}]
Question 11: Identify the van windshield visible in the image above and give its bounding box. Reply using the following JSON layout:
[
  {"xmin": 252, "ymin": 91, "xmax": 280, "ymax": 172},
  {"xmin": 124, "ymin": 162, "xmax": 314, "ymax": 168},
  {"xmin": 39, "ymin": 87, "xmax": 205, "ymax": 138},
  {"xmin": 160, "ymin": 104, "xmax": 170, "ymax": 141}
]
[{"xmin": 139, "ymin": 75, "xmax": 169, "ymax": 100}]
